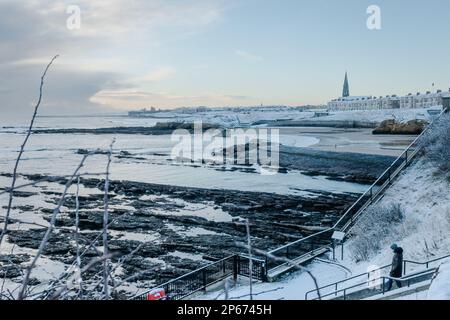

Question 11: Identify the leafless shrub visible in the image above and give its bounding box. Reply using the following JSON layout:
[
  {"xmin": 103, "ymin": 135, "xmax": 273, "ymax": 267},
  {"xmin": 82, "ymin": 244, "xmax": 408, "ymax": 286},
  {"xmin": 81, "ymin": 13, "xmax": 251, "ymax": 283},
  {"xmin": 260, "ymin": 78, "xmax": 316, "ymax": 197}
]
[
  {"xmin": 0, "ymin": 55, "xmax": 59, "ymax": 248},
  {"xmin": 235, "ymin": 242, "xmax": 322, "ymax": 300},
  {"xmin": 18, "ymin": 154, "xmax": 91, "ymax": 300},
  {"xmin": 420, "ymin": 112, "xmax": 450, "ymax": 173},
  {"xmin": 0, "ymin": 55, "xmax": 143, "ymax": 301},
  {"xmin": 349, "ymin": 203, "xmax": 405, "ymax": 262},
  {"xmin": 102, "ymin": 139, "xmax": 115, "ymax": 300},
  {"xmin": 245, "ymin": 219, "xmax": 253, "ymax": 300}
]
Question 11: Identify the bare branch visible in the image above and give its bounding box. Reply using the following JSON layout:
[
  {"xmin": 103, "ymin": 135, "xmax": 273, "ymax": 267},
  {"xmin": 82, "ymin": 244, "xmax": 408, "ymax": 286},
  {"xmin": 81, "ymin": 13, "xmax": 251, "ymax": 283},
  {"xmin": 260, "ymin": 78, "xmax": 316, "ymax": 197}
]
[
  {"xmin": 0, "ymin": 55, "xmax": 59, "ymax": 248},
  {"xmin": 245, "ymin": 219, "xmax": 253, "ymax": 300},
  {"xmin": 18, "ymin": 153, "xmax": 90, "ymax": 300},
  {"xmin": 48, "ymin": 254, "xmax": 115, "ymax": 300},
  {"xmin": 75, "ymin": 175, "xmax": 82, "ymax": 298},
  {"xmin": 102, "ymin": 139, "xmax": 115, "ymax": 300},
  {"xmin": 235, "ymin": 242, "xmax": 322, "ymax": 300}
]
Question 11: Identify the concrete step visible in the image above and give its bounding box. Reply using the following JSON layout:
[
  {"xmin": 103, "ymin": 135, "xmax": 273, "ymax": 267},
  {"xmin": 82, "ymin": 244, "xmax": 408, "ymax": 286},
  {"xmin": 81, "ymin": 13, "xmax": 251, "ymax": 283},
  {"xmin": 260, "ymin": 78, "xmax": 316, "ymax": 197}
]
[
  {"xmin": 364, "ymin": 280, "xmax": 431, "ymax": 300},
  {"xmin": 267, "ymin": 248, "xmax": 329, "ymax": 282}
]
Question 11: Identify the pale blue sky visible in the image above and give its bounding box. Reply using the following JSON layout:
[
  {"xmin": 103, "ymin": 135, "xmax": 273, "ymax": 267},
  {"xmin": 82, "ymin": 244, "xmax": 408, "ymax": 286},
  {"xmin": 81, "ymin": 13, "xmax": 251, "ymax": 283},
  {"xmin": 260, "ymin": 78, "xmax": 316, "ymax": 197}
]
[{"xmin": 1, "ymin": 0, "xmax": 450, "ymax": 115}]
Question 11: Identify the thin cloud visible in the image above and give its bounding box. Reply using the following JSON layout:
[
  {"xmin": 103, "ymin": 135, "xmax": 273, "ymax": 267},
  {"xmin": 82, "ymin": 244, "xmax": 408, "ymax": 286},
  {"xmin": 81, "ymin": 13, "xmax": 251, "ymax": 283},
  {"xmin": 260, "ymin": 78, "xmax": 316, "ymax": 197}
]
[
  {"xmin": 127, "ymin": 67, "xmax": 176, "ymax": 84},
  {"xmin": 89, "ymin": 89, "xmax": 254, "ymax": 109},
  {"xmin": 235, "ymin": 50, "xmax": 264, "ymax": 62}
]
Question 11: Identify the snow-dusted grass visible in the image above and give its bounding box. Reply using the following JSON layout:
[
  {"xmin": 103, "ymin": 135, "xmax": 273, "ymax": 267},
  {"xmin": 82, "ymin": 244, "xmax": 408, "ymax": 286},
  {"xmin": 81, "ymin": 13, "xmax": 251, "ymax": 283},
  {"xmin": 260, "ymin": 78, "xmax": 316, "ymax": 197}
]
[
  {"xmin": 349, "ymin": 204, "xmax": 405, "ymax": 262},
  {"xmin": 421, "ymin": 112, "xmax": 450, "ymax": 174},
  {"xmin": 346, "ymin": 160, "xmax": 450, "ymax": 268},
  {"xmin": 193, "ymin": 159, "xmax": 450, "ymax": 301}
]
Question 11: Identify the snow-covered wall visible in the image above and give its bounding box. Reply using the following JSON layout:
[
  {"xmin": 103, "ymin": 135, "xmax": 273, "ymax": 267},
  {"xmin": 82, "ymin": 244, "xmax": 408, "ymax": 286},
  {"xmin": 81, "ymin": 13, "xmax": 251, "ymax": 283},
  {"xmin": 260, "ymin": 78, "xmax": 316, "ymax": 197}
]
[{"xmin": 427, "ymin": 259, "xmax": 450, "ymax": 300}]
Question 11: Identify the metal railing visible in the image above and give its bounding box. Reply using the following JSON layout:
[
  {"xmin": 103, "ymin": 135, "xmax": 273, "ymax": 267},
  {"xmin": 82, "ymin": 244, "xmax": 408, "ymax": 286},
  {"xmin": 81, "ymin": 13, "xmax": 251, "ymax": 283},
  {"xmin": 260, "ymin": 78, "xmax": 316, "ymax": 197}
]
[
  {"xmin": 266, "ymin": 108, "xmax": 447, "ymax": 274},
  {"xmin": 266, "ymin": 229, "xmax": 333, "ymax": 271},
  {"xmin": 305, "ymin": 254, "xmax": 450, "ymax": 300},
  {"xmin": 313, "ymin": 269, "xmax": 436, "ymax": 301},
  {"xmin": 131, "ymin": 254, "xmax": 266, "ymax": 300},
  {"xmin": 130, "ymin": 107, "xmax": 447, "ymax": 300}
]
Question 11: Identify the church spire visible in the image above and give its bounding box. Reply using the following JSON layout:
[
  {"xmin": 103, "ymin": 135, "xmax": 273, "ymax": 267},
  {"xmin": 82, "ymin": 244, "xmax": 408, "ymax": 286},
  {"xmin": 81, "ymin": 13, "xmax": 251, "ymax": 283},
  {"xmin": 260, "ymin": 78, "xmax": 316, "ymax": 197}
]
[{"xmin": 342, "ymin": 71, "xmax": 350, "ymax": 97}]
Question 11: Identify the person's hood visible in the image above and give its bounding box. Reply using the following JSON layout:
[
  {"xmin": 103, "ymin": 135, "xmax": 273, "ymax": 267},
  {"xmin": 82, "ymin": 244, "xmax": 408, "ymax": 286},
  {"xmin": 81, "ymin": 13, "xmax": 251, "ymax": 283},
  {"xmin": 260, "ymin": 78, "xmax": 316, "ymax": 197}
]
[{"xmin": 394, "ymin": 247, "xmax": 403, "ymax": 254}]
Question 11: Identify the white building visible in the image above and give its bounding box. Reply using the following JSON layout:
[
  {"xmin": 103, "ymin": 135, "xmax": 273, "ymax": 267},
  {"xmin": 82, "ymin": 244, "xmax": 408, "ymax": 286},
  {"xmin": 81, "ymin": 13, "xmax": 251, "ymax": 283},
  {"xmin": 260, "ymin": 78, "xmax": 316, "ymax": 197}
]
[
  {"xmin": 328, "ymin": 95, "xmax": 398, "ymax": 110},
  {"xmin": 327, "ymin": 73, "xmax": 448, "ymax": 111}
]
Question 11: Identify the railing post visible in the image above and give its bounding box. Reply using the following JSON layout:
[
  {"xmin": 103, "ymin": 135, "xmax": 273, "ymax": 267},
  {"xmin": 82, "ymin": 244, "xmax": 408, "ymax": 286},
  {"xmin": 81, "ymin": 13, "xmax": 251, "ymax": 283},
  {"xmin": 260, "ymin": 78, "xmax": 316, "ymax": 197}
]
[
  {"xmin": 262, "ymin": 261, "xmax": 267, "ymax": 282},
  {"xmin": 202, "ymin": 269, "xmax": 207, "ymax": 291},
  {"xmin": 405, "ymin": 150, "xmax": 408, "ymax": 165},
  {"xmin": 233, "ymin": 255, "xmax": 238, "ymax": 281},
  {"xmin": 382, "ymin": 278, "xmax": 385, "ymax": 295},
  {"xmin": 388, "ymin": 167, "xmax": 391, "ymax": 183},
  {"xmin": 403, "ymin": 261, "xmax": 406, "ymax": 276},
  {"xmin": 332, "ymin": 241, "xmax": 336, "ymax": 260}
]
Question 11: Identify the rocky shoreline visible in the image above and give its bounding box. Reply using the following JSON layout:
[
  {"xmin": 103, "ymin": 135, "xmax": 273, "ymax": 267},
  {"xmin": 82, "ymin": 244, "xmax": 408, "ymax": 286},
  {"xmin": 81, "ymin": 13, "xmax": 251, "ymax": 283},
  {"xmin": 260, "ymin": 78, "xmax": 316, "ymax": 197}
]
[
  {"xmin": 277, "ymin": 146, "xmax": 395, "ymax": 184},
  {"xmin": 0, "ymin": 141, "xmax": 396, "ymax": 297},
  {"xmin": 31, "ymin": 122, "xmax": 221, "ymax": 136},
  {"xmin": 373, "ymin": 119, "xmax": 427, "ymax": 135},
  {"xmin": 1, "ymin": 173, "xmax": 360, "ymax": 297}
]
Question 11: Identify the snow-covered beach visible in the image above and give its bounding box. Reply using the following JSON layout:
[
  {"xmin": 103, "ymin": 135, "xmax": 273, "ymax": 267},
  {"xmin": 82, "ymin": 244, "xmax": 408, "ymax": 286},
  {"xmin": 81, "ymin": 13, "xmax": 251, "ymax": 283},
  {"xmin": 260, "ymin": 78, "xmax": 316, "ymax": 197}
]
[{"xmin": 0, "ymin": 107, "xmax": 447, "ymax": 299}]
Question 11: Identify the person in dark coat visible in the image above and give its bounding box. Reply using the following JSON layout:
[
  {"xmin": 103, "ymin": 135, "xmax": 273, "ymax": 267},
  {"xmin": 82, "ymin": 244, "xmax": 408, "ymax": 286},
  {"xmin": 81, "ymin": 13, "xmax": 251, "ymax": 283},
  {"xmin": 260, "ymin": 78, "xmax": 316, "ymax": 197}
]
[{"xmin": 387, "ymin": 244, "xmax": 403, "ymax": 291}]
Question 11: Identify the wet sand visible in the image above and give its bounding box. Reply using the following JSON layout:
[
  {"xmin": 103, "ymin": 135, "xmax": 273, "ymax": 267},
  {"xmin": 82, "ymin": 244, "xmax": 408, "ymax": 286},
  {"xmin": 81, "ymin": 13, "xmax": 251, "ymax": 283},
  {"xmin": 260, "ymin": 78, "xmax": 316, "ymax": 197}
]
[{"xmin": 274, "ymin": 127, "xmax": 416, "ymax": 157}]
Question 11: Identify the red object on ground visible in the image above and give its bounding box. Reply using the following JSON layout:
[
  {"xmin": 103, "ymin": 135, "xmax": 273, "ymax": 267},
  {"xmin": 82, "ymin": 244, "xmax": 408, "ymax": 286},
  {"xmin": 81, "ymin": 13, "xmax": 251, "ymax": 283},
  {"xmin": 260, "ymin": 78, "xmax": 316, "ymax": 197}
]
[{"xmin": 147, "ymin": 288, "xmax": 166, "ymax": 300}]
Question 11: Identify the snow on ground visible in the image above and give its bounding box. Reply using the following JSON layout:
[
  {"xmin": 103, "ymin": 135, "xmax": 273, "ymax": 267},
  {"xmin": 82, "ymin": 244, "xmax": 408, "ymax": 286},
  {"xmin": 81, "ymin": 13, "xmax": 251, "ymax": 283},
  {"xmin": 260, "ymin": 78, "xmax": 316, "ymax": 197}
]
[
  {"xmin": 335, "ymin": 159, "xmax": 450, "ymax": 299},
  {"xmin": 130, "ymin": 106, "xmax": 441, "ymax": 127},
  {"xmin": 150, "ymin": 108, "xmax": 316, "ymax": 127},
  {"xmin": 427, "ymin": 258, "xmax": 450, "ymax": 300},
  {"xmin": 315, "ymin": 107, "xmax": 442, "ymax": 124},
  {"xmin": 393, "ymin": 289, "xmax": 428, "ymax": 300},
  {"xmin": 197, "ymin": 260, "xmax": 350, "ymax": 301},
  {"xmin": 345, "ymin": 160, "xmax": 450, "ymax": 269},
  {"xmin": 193, "ymin": 158, "xmax": 450, "ymax": 300}
]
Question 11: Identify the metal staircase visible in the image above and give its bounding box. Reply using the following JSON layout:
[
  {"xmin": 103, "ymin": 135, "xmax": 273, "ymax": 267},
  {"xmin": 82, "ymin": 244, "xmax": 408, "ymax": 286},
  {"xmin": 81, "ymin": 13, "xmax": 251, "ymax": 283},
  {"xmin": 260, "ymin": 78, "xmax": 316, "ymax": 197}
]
[
  {"xmin": 305, "ymin": 254, "xmax": 450, "ymax": 300},
  {"xmin": 131, "ymin": 107, "xmax": 448, "ymax": 300},
  {"xmin": 265, "ymin": 108, "xmax": 447, "ymax": 277}
]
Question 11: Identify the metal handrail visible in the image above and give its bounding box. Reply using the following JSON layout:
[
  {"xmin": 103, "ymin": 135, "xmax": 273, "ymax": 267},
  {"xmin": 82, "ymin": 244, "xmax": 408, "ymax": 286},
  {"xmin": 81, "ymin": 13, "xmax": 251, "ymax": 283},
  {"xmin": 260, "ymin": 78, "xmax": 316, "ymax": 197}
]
[
  {"xmin": 315, "ymin": 268, "xmax": 437, "ymax": 301},
  {"xmin": 268, "ymin": 108, "xmax": 447, "ymax": 271},
  {"xmin": 129, "ymin": 254, "xmax": 236, "ymax": 300},
  {"xmin": 158, "ymin": 254, "xmax": 236, "ymax": 285},
  {"xmin": 305, "ymin": 253, "xmax": 450, "ymax": 300},
  {"xmin": 129, "ymin": 108, "xmax": 447, "ymax": 300},
  {"xmin": 304, "ymin": 264, "xmax": 392, "ymax": 300},
  {"xmin": 130, "ymin": 253, "xmax": 267, "ymax": 300},
  {"xmin": 335, "ymin": 108, "xmax": 445, "ymax": 232},
  {"xmin": 267, "ymin": 228, "xmax": 331, "ymax": 254}
]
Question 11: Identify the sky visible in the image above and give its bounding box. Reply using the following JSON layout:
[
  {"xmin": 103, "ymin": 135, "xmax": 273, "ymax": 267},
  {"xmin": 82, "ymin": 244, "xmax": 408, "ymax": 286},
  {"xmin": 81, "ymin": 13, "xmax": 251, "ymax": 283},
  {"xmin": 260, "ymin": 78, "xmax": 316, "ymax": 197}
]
[{"xmin": 1, "ymin": 0, "xmax": 450, "ymax": 117}]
